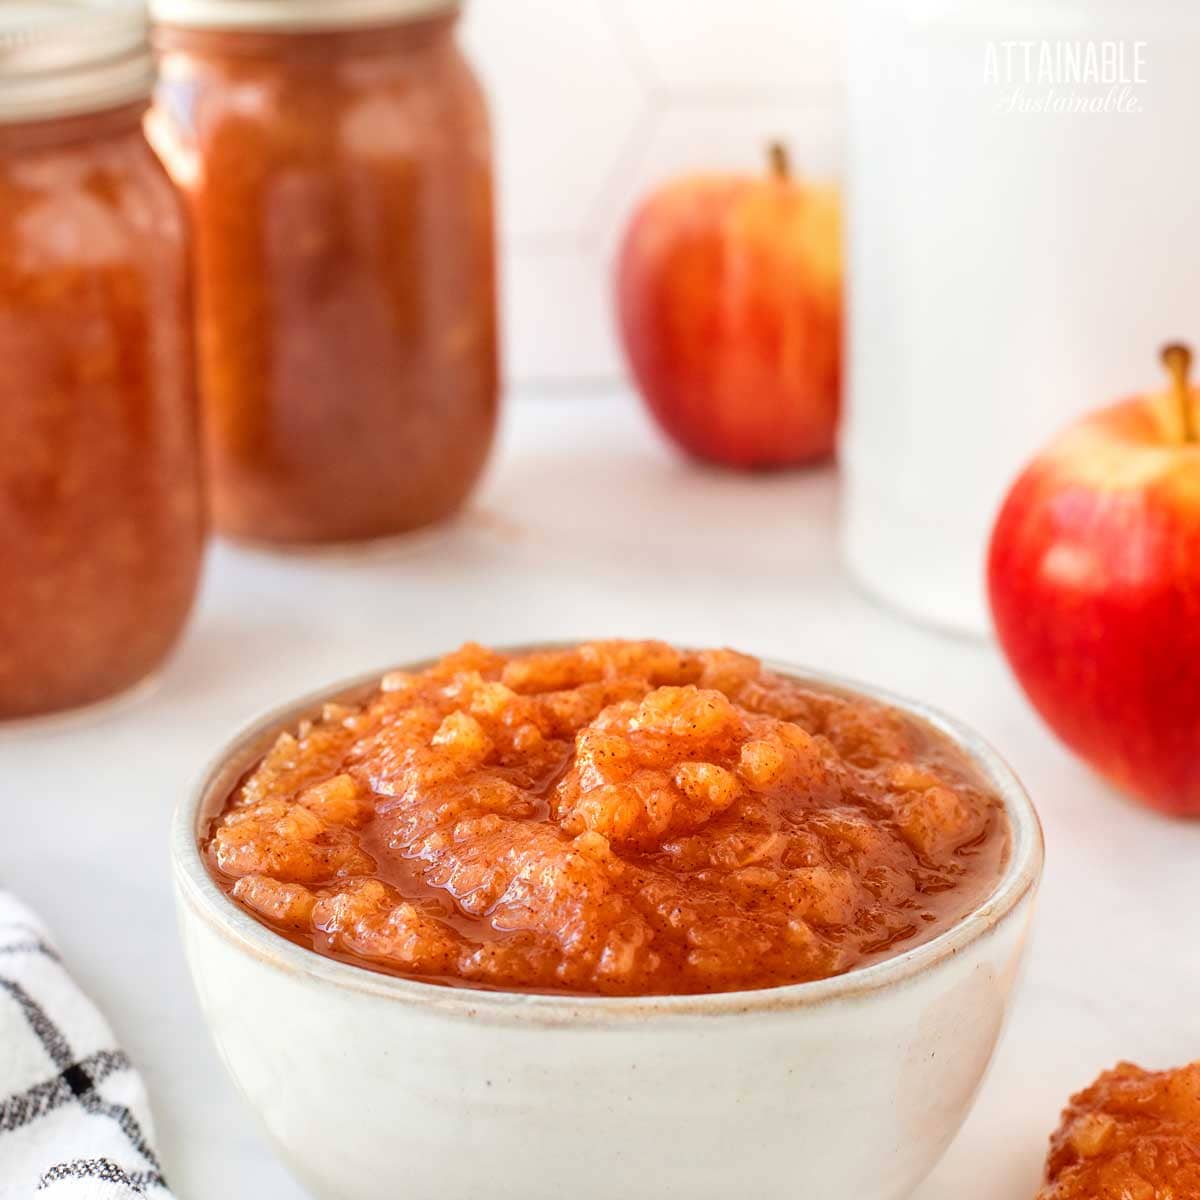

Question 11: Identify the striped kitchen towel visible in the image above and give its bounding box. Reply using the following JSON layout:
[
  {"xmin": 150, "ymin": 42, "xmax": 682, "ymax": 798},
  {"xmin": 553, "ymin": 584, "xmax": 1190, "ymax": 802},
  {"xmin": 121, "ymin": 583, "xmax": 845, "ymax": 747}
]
[{"xmin": 0, "ymin": 893, "xmax": 172, "ymax": 1198}]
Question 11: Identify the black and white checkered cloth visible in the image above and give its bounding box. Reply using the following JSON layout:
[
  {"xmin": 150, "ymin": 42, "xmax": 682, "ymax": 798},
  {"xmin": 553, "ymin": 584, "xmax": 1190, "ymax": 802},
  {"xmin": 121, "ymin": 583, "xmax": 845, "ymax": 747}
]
[{"xmin": 0, "ymin": 893, "xmax": 172, "ymax": 1198}]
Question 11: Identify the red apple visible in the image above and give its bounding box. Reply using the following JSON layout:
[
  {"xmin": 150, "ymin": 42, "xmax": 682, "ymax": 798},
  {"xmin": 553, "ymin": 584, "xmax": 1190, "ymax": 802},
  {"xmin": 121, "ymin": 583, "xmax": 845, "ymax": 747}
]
[
  {"xmin": 615, "ymin": 143, "xmax": 841, "ymax": 468},
  {"xmin": 988, "ymin": 343, "xmax": 1200, "ymax": 815}
]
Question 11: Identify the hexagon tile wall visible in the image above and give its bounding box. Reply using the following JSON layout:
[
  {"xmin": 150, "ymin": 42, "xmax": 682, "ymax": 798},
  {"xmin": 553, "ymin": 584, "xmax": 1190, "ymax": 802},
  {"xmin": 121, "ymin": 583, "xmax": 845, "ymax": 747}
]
[{"xmin": 461, "ymin": 0, "xmax": 845, "ymax": 392}]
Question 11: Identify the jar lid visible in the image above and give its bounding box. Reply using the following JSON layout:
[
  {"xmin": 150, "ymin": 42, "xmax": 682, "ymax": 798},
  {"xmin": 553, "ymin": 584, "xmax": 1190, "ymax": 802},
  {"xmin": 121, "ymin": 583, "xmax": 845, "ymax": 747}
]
[
  {"xmin": 0, "ymin": 1, "xmax": 153, "ymax": 123},
  {"xmin": 149, "ymin": 0, "xmax": 459, "ymax": 32}
]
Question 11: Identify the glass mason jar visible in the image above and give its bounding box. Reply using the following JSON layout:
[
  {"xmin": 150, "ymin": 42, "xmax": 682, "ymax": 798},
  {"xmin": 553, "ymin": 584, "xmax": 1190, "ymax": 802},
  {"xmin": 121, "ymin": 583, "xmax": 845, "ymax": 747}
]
[
  {"xmin": 0, "ymin": 2, "xmax": 204, "ymax": 720},
  {"xmin": 148, "ymin": 0, "xmax": 499, "ymax": 546}
]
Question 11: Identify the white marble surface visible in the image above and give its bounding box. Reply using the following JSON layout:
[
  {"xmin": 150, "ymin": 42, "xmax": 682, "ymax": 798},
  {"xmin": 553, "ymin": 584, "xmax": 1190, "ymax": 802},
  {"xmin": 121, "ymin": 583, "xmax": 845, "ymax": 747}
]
[{"xmin": 4, "ymin": 392, "xmax": 1199, "ymax": 1198}]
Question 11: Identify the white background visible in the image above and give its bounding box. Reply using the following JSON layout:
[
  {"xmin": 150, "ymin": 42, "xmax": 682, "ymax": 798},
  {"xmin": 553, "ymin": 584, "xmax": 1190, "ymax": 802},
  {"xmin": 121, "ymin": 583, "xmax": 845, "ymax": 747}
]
[
  {"xmin": 460, "ymin": 0, "xmax": 843, "ymax": 389},
  {"xmin": 5, "ymin": 397, "xmax": 1200, "ymax": 1198}
]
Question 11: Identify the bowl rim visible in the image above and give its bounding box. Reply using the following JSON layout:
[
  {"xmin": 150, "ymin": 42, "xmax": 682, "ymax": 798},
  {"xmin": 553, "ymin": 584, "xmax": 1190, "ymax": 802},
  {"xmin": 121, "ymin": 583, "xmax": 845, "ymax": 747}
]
[{"xmin": 171, "ymin": 645, "xmax": 1045, "ymax": 1024}]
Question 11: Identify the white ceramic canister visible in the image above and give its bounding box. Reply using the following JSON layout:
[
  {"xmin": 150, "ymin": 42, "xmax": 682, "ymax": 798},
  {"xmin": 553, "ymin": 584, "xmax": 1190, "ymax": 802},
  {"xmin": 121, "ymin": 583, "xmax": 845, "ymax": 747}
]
[{"xmin": 843, "ymin": 0, "xmax": 1200, "ymax": 636}]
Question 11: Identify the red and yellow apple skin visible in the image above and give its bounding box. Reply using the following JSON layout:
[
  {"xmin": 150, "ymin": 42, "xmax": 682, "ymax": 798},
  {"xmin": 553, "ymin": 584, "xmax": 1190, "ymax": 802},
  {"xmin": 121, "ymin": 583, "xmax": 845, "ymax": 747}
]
[
  {"xmin": 988, "ymin": 389, "xmax": 1200, "ymax": 815},
  {"xmin": 615, "ymin": 164, "xmax": 841, "ymax": 469}
]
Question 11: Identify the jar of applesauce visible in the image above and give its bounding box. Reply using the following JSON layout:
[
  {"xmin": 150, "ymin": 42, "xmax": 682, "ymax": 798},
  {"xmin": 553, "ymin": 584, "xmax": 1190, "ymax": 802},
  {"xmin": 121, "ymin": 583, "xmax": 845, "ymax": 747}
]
[
  {"xmin": 147, "ymin": 0, "xmax": 499, "ymax": 545},
  {"xmin": 0, "ymin": 2, "xmax": 204, "ymax": 721}
]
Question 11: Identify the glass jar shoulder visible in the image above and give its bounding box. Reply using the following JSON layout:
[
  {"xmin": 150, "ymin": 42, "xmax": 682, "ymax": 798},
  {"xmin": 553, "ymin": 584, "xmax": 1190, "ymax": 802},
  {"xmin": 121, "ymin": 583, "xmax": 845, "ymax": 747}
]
[
  {"xmin": 0, "ymin": 107, "xmax": 186, "ymax": 287},
  {"xmin": 152, "ymin": 24, "xmax": 489, "ymax": 175}
]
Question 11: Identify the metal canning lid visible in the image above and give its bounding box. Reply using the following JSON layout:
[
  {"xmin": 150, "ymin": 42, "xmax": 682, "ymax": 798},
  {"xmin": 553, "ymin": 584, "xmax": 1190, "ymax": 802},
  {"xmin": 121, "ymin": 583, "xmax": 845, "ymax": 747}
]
[
  {"xmin": 0, "ymin": 1, "xmax": 153, "ymax": 123},
  {"xmin": 149, "ymin": 0, "xmax": 460, "ymax": 32}
]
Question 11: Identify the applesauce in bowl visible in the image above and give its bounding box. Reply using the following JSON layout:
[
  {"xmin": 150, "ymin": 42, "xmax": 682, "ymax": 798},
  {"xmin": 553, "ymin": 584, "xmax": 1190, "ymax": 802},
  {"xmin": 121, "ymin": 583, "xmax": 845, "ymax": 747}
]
[
  {"xmin": 174, "ymin": 641, "xmax": 1042, "ymax": 1200},
  {"xmin": 203, "ymin": 640, "xmax": 1008, "ymax": 996}
]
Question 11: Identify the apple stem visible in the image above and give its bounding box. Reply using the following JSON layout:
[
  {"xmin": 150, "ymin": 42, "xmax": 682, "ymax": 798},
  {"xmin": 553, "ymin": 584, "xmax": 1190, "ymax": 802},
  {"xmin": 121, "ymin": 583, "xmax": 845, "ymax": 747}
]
[
  {"xmin": 768, "ymin": 141, "xmax": 791, "ymax": 181},
  {"xmin": 1162, "ymin": 342, "xmax": 1196, "ymax": 443}
]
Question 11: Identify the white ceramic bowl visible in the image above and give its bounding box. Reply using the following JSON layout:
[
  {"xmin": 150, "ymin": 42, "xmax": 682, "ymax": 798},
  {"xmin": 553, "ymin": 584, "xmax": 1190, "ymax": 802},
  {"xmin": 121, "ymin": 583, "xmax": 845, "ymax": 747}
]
[{"xmin": 172, "ymin": 657, "xmax": 1044, "ymax": 1200}]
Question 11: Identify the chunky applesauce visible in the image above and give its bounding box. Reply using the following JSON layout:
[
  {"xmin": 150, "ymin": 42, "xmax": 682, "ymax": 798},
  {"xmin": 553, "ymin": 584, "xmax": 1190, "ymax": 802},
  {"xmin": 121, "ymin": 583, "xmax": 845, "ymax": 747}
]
[
  {"xmin": 1038, "ymin": 1062, "xmax": 1200, "ymax": 1199},
  {"xmin": 206, "ymin": 641, "xmax": 1008, "ymax": 995}
]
